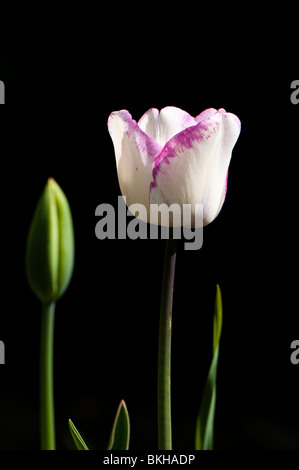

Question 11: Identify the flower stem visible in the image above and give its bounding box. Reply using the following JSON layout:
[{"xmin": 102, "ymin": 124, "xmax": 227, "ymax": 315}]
[
  {"xmin": 158, "ymin": 235, "xmax": 177, "ymax": 450},
  {"xmin": 40, "ymin": 301, "xmax": 56, "ymax": 450}
]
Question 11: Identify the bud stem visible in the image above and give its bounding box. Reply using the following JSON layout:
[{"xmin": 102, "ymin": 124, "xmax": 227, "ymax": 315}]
[
  {"xmin": 40, "ymin": 301, "xmax": 56, "ymax": 450},
  {"xmin": 158, "ymin": 235, "xmax": 177, "ymax": 450}
]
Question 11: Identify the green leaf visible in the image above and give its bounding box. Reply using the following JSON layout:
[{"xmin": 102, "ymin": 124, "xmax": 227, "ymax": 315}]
[
  {"xmin": 68, "ymin": 419, "xmax": 89, "ymax": 450},
  {"xmin": 213, "ymin": 284, "xmax": 223, "ymax": 356},
  {"xmin": 195, "ymin": 284, "xmax": 223, "ymax": 450},
  {"xmin": 108, "ymin": 400, "xmax": 130, "ymax": 450}
]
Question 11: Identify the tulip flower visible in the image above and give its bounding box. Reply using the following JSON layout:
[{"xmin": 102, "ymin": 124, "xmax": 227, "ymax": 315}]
[
  {"xmin": 108, "ymin": 106, "xmax": 241, "ymax": 450},
  {"xmin": 108, "ymin": 106, "xmax": 241, "ymax": 227}
]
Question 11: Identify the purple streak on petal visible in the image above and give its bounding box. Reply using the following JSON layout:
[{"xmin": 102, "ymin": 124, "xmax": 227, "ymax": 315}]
[
  {"xmin": 152, "ymin": 115, "xmax": 221, "ymax": 180},
  {"xmin": 150, "ymin": 180, "xmax": 157, "ymax": 191}
]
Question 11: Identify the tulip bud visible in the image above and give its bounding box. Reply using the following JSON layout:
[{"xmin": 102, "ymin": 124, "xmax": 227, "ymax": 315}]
[{"xmin": 25, "ymin": 178, "xmax": 75, "ymax": 303}]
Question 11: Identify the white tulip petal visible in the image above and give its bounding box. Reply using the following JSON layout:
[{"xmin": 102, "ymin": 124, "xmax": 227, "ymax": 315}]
[
  {"xmin": 216, "ymin": 111, "xmax": 241, "ymax": 167},
  {"xmin": 194, "ymin": 108, "xmax": 218, "ymax": 123},
  {"xmin": 108, "ymin": 110, "xmax": 162, "ymax": 212},
  {"xmin": 150, "ymin": 112, "xmax": 241, "ymax": 226},
  {"xmin": 138, "ymin": 108, "xmax": 160, "ymax": 141},
  {"xmin": 138, "ymin": 106, "xmax": 196, "ymax": 146},
  {"xmin": 157, "ymin": 107, "xmax": 197, "ymax": 146}
]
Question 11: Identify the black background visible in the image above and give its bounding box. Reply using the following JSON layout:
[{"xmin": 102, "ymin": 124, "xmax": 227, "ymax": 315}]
[{"xmin": 0, "ymin": 5, "xmax": 298, "ymax": 452}]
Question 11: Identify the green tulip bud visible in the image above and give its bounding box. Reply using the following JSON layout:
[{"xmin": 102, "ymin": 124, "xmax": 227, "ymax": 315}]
[{"xmin": 26, "ymin": 178, "xmax": 75, "ymax": 303}]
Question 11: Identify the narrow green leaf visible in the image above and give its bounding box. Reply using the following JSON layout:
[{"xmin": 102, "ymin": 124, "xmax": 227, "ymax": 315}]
[
  {"xmin": 108, "ymin": 400, "xmax": 130, "ymax": 450},
  {"xmin": 213, "ymin": 284, "xmax": 223, "ymax": 356},
  {"xmin": 68, "ymin": 419, "xmax": 89, "ymax": 450},
  {"xmin": 195, "ymin": 284, "xmax": 223, "ymax": 450}
]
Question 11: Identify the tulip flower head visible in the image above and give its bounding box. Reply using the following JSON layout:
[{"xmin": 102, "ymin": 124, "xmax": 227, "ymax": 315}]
[{"xmin": 108, "ymin": 107, "xmax": 241, "ymax": 227}]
